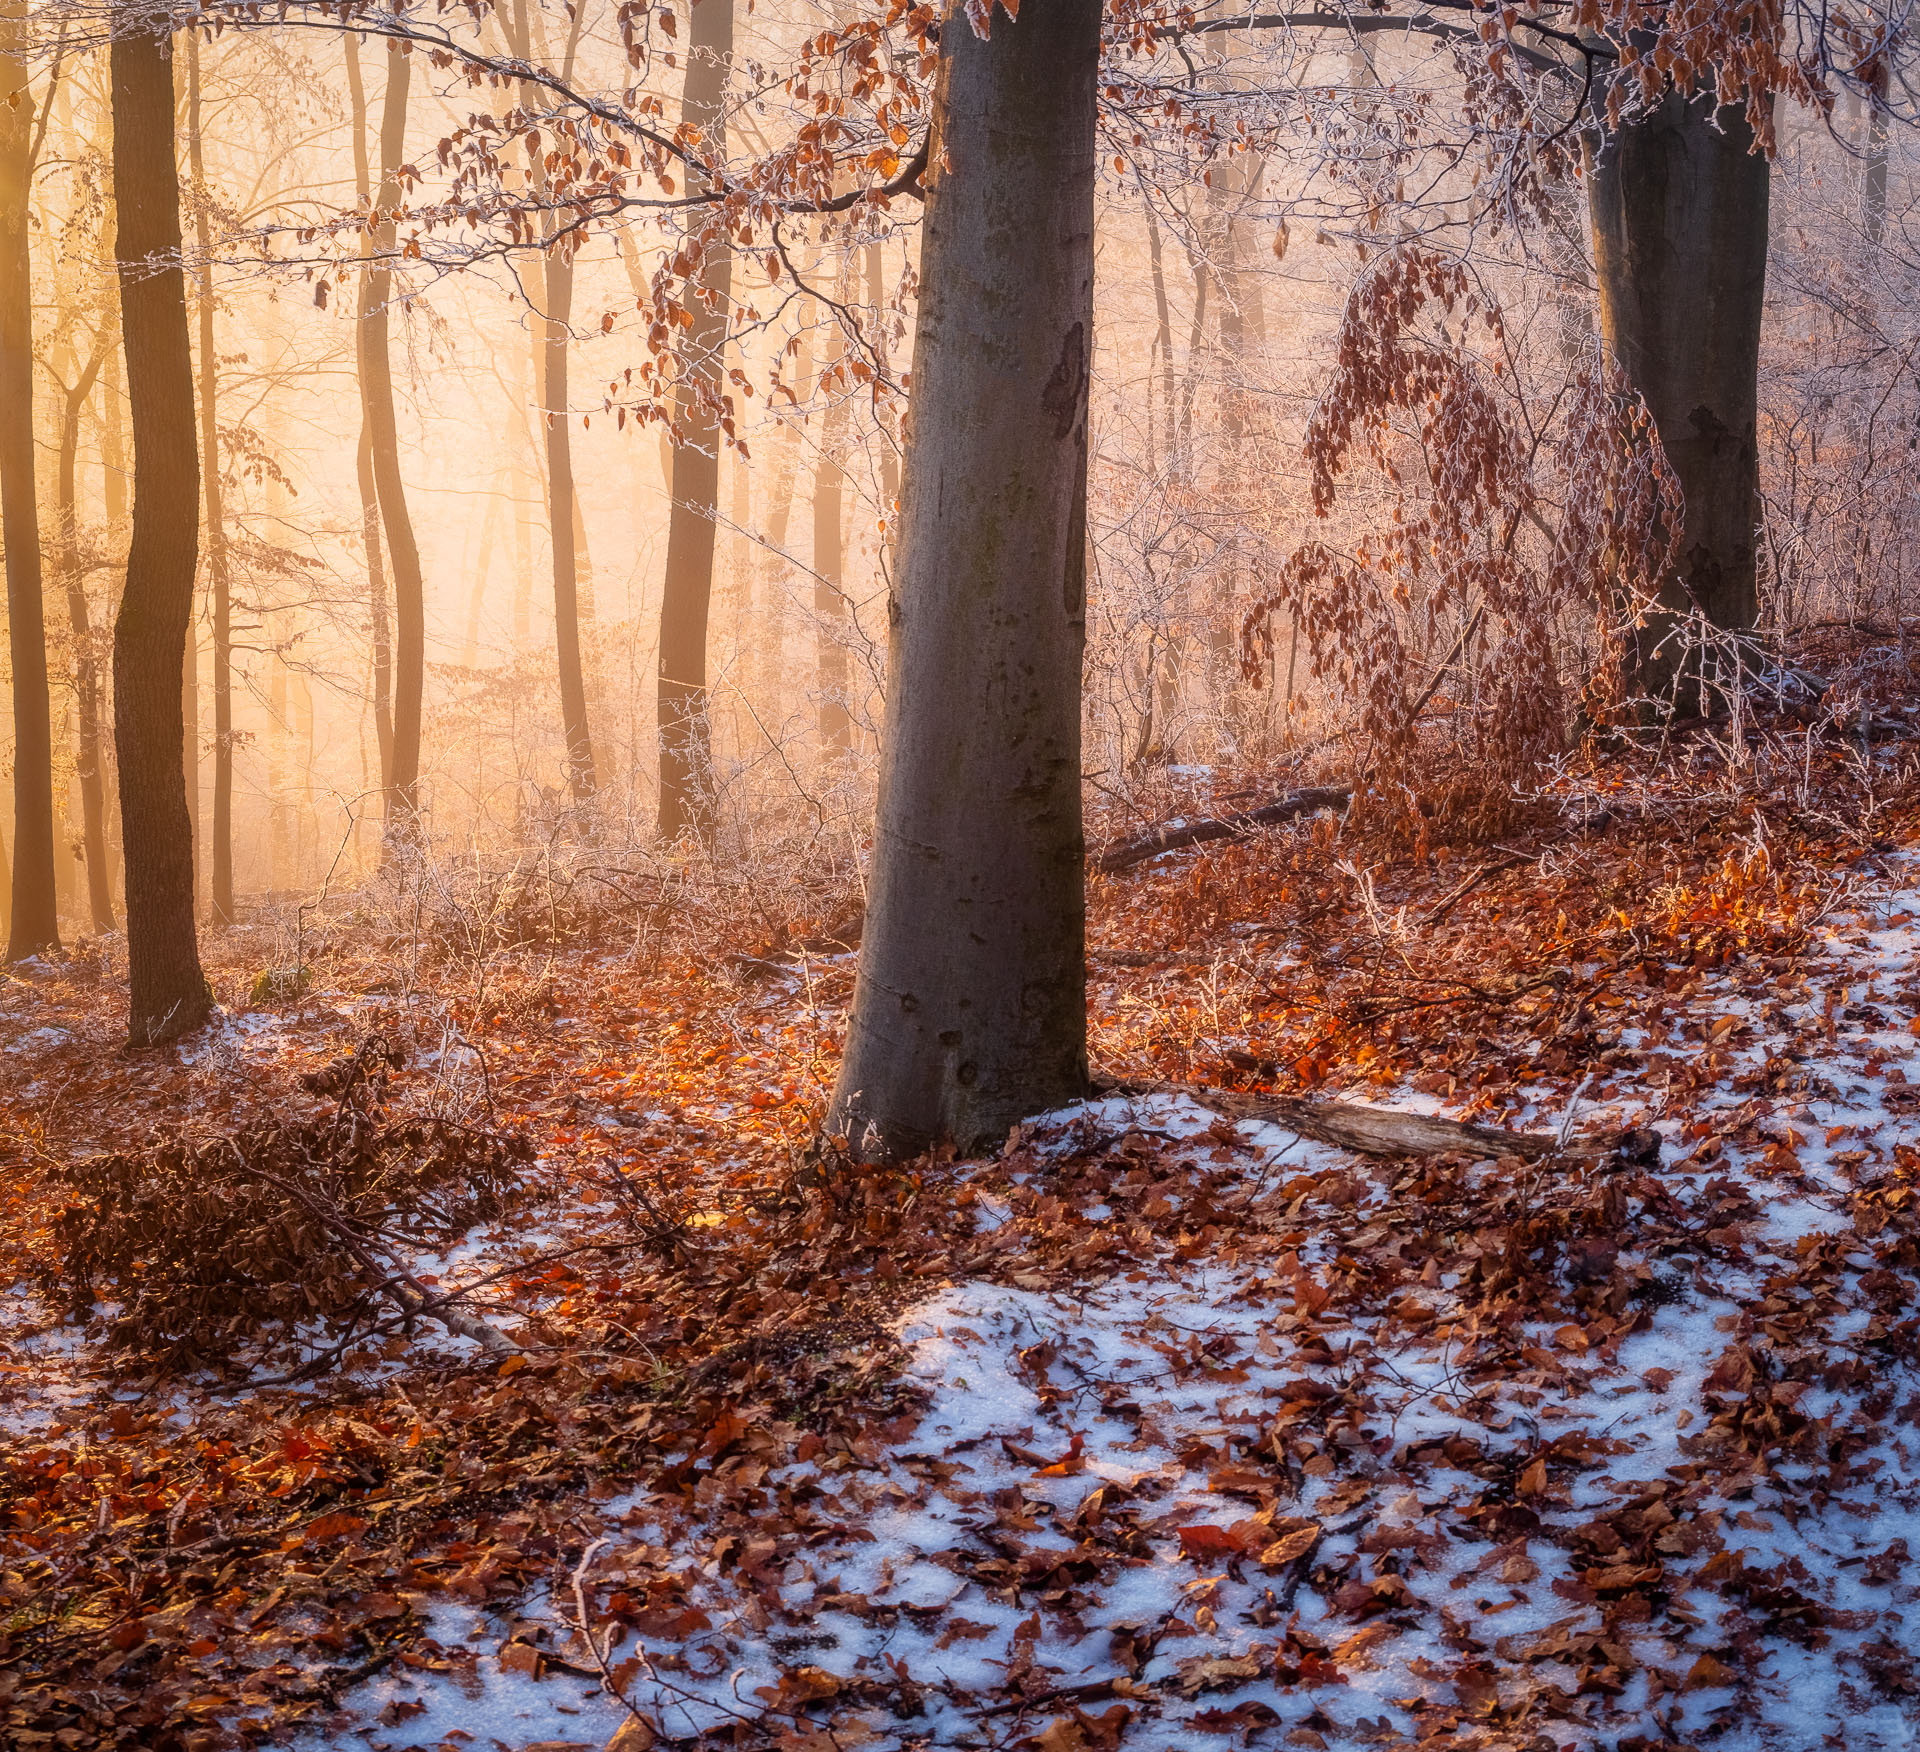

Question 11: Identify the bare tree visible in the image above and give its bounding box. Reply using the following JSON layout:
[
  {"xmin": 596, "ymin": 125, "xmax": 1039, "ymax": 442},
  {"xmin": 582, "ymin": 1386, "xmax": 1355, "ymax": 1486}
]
[
  {"xmin": 828, "ymin": 0, "xmax": 1100, "ymax": 1159},
  {"xmin": 112, "ymin": 6, "xmax": 211, "ymax": 1043},
  {"xmin": 0, "ymin": 1, "xmax": 59, "ymax": 958},
  {"xmin": 656, "ymin": 0, "xmax": 733, "ymax": 842}
]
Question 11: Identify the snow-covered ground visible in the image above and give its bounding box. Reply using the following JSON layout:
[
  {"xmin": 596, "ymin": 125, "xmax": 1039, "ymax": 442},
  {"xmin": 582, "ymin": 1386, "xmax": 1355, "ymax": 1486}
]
[{"xmin": 313, "ymin": 843, "xmax": 1920, "ymax": 1752}]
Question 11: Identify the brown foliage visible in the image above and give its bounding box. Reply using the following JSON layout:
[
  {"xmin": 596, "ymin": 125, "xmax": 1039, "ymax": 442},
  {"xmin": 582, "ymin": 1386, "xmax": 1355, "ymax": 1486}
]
[
  {"xmin": 45, "ymin": 1108, "xmax": 530, "ymax": 1364},
  {"xmin": 1241, "ymin": 246, "xmax": 1681, "ymax": 826}
]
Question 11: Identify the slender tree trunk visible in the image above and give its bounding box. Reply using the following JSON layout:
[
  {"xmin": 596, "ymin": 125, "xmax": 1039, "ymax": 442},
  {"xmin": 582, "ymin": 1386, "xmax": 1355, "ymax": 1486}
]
[
  {"xmin": 0, "ymin": 6, "xmax": 59, "ymax": 958},
  {"xmin": 100, "ymin": 340, "xmax": 126, "ymax": 907},
  {"xmin": 1864, "ymin": 72, "xmax": 1888, "ymax": 245},
  {"xmin": 357, "ymin": 421, "xmax": 393, "ymax": 786},
  {"xmin": 827, "ymin": 0, "xmax": 1099, "ymax": 1160},
  {"xmin": 1586, "ymin": 90, "xmax": 1769, "ymax": 692},
  {"xmin": 503, "ymin": 0, "xmax": 593, "ymax": 800},
  {"xmin": 655, "ymin": 0, "xmax": 734, "ymax": 841},
  {"xmin": 539, "ymin": 244, "xmax": 596, "ymax": 796},
  {"xmin": 461, "ymin": 486, "xmax": 501, "ymax": 669},
  {"xmin": 111, "ymin": 11, "xmax": 211, "ymax": 1043},
  {"xmin": 812, "ymin": 319, "xmax": 852, "ymax": 765},
  {"xmin": 345, "ymin": 38, "xmax": 393, "ymax": 799},
  {"xmin": 865, "ymin": 238, "xmax": 901, "ymax": 512},
  {"xmin": 56, "ymin": 343, "xmax": 114, "ymax": 932},
  {"xmin": 357, "ymin": 37, "xmax": 425, "ymax": 829},
  {"xmin": 184, "ymin": 33, "xmax": 236, "ymax": 924}
]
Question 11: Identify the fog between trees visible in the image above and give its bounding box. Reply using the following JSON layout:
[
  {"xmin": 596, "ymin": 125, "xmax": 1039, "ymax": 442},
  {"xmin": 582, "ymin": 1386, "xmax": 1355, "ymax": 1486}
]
[{"xmin": 0, "ymin": 0, "xmax": 1914, "ymax": 1090}]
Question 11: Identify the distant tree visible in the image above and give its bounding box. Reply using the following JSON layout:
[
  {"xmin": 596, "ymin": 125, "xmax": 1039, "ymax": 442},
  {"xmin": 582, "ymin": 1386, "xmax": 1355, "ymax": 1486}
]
[
  {"xmin": 344, "ymin": 34, "xmax": 394, "ymax": 797},
  {"xmin": 828, "ymin": 0, "xmax": 1100, "ymax": 1160},
  {"xmin": 356, "ymin": 31, "xmax": 425, "ymax": 835},
  {"xmin": 503, "ymin": 0, "xmax": 596, "ymax": 801},
  {"xmin": 185, "ymin": 30, "xmax": 239, "ymax": 923},
  {"xmin": 655, "ymin": 0, "xmax": 733, "ymax": 843},
  {"xmin": 49, "ymin": 308, "xmax": 116, "ymax": 935},
  {"xmin": 0, "ymin": 1, "xmax": 59, "ymax": 960},
  {"xmin": 111, "ymin": 6, "xmax": 212, "ymax": 1042}
]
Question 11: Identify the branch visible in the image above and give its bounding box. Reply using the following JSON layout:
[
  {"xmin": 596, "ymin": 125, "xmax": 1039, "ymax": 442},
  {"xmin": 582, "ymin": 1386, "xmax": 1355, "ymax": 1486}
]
[{"xmin": 1095, "ymin": 785, "xmax": 1351, "ymax": 873}]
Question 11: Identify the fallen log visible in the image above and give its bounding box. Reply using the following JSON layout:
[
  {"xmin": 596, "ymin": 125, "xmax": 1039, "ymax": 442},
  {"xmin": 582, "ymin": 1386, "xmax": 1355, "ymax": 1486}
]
[
  {"xmin": 1102, "ymin": 1079, "xmax": 1564, "ymax": 1160},
  {"xmin": 1095, "ymin": 785, "xmax": 1351, "ymax": 874}
]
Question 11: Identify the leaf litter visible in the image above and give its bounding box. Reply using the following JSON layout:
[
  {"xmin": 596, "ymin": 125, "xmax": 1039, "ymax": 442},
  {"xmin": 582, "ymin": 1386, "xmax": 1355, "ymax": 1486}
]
[{"xmin": 6, "ymin": 735, "xmax": 1920, "ymax": 1751}]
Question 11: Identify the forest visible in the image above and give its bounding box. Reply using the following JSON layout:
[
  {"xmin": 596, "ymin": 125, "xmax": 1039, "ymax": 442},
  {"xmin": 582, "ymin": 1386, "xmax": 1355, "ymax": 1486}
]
[{"xmin": 3, "ymin": 0, "xmax": 1920, "ymax": 1746}]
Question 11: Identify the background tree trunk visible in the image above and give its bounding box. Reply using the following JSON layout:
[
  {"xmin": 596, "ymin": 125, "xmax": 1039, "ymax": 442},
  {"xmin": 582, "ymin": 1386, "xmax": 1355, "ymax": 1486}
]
[
  {"xmin": 185, "ymin": 32, "xmax": 236, "ymax": 924},
  {"xmin": 655, "ymin": 0, "xmax": 734, "ymax": 842},
  {"xmin": 112, "ymin": 10, "xmax": 211, "ymax": 1043},
  {"xmin": 536, "ymin": 182, "xmax": 595, "ymax": 801},
  {"xmin": 826, "ymin": 0, "xmax": 1099, "ymax": 1160},
  {"xmin": 344, "ymin": 36, "xmax": 393, "ymax": 800},
  {"xmin": 811, "ymin": 314, "xmax": 851, "ymax": 767},
  {"xmin": 358, "ymin": 38, "xmax": 425, "ymax": 830},
  {"xmin": 0, "ymin": 3, "xmax": 60, "ymax": 959},
  {"xmin": 55, "ymin": 338, "xmax": 114, "ymax": 932},
  {"xmin": 1586, "ymin": 90, "xmax": 1770, "ymax": 692},
  {"xmin": 506, "ymin": 0, "xmax": 596, "ymax": 801}
]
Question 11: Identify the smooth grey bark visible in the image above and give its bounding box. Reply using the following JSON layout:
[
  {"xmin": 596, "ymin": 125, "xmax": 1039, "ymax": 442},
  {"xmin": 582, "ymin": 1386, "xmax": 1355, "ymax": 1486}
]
[
  {"xmin": 1586, "ymin": 89, "xmax": 1770, "ymax": 690},
  {"xmin": 111, "ymin": 10, "xmax": 211, "ymax": 1043},
  {"xmin": 1, "ymin": 6, "xmax": 59, "ymax": 958},
  {"xmin": 656, "ymin": 0, "xmax": 734, "ymax": 842},
  {"xmin": 826, "ymin": 0, "xmax": 1099, "ymax": 1161}
]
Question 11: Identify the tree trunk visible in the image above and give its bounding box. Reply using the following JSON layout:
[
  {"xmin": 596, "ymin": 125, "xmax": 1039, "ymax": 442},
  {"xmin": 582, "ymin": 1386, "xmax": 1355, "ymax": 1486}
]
[
  {"xmin": 826, "ymin": 0, "xmax": 1099, "ymax": 1161},
  {"xmin": 111, "ymin": 11, "xmax": 211, "ymax": 1043},
  {"xmin": 539, "ymin": 243, "xmax": 596, "ymax": 798},
  {"xmin": 357, "ymin": 38, "xmax": 425, "ymax": 830},
  {"xmin": 655, "ymin": 0, "xmax": 734, "ymax": 842},
  {"xmin": 55, "ymin": 339, "xmax": 114, "ymax": 933},
  {"xmin": 1586, "ymin": 90, "xmax": 1770, "ymax": 692},
  {"xmin": 811, "ymin": 316, "xmax": 852, "ymax": 766},
  {"xmin": 0, "ymin": 5, "xmax": 59, "ymax": 959},
  {"xmin": 344, "ymin": 36, "xmax": 394, "ymax": 801},
  {"xmin": 185, "ymin": 32, "xmax": 236, "ymax": 925},
  {"xmin": 357, "ymin": 421, "xmax": 394, "ymax": 789}
]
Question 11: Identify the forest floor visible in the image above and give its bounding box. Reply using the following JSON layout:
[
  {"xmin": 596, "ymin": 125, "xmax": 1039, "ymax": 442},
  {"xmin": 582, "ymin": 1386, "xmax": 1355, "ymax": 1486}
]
[{"xmin": 9, "ymin": 672, "xmax": 1920, "ymax": 1752}]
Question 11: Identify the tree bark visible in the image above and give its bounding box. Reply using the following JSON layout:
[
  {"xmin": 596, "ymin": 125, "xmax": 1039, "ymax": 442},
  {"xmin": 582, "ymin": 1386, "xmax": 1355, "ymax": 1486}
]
[
  {"xmin": 655, "ymin": 0, "xmax": 734, "ymax": 842},
  {"xmin": 357, "ymin": 38, "xmax": 425, "ymax": 831},
  {"xmin": 0, "ymin": 5, "xmax": 59, "ymax": 958},
  {"xmin": 811, "ymin": 313, "xmax": 852, "ymax": 766},
  {"xmin": 344, "ymin": 37, "xmax": 393, "ymax": 801},
  {"xmin": 507, "ymin": 0, "xmax": 596, "ymax": 801},
  {"xmin": 55, "ymin": 336, "xmax": 115, "ymax": 932},
  {"xmin": 826, "ymin": 0, "xmax": 1099, "ymax": 1160},
  {"xmin": 538, "ymin": 219, "xmax": 596, "ymax": 799},
  {"xmin": 111, "ymin": 12, "xmax": 211, "ymax": 1043},
  {"xmin": 1586, "ymin": 90, "xmax": 1770, "ymax": 691},
  {"xmin": 185, "ymin": 32, "xmax": 236, "ymax": 924}
]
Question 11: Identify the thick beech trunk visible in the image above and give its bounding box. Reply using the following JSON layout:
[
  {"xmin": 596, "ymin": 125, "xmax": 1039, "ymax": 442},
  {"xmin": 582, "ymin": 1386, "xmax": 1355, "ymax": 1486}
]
[
  {"xmin": 0, "ymin": 8, "xmax": 59, "ymax": 958},
  {"xmin": 186, "ymin": 34, "xmax": 236, "ymax": 924},
  {"xmin": 826, "ymin": 0, "xmax": 1099, "ymax": 1160},
  {"xmin": 111, "ymin": 14, "xmax": 211, "ymax": 1043},
  {"xmin": 56, "ymin": 343, "xmax": 114, "ymax": 932},
  {"xmin": 1587, "ymin": 91, "xmax": 1769, "ymax": 692},
  {"xmin": 357, "ymin": 39, "xmax": 425, "ymax": 829},
  {"xmin": 656, "ymin": 0, "xmax": 734, "ymax": 841}
]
